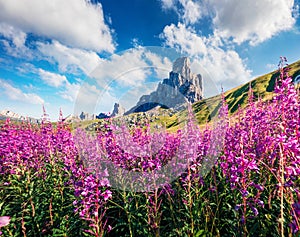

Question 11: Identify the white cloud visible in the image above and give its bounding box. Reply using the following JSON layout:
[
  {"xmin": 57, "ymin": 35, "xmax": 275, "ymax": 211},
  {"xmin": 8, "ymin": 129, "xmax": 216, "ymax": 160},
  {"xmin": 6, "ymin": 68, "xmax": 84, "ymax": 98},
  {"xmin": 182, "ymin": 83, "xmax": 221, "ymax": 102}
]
[
  {"xmin": 38, "ymin": 69, "xmax": 67, "ymax": 87},
  {"xmin": 91, "ymin": 47, "xmax": 176, "ymax": 89},
  {"xmin": 0, "ymin": 0, "xmax": 115, "ymax": 52},
  {"xmin": 15, "ymin": 62, "xmax": 87, "ymax": 103},
  {"xmin": 37, "ymin": 40, "xmax": 102, "ymax": 75},
  {"xmin": 131, "ymin": 38, "xmax": 143, "ymax": 48},
  {"xmin": 95, "ymin": 89, "xmax": 119, "ymax": 113},
  {"xmin": 210, "ymin": 0, "xmax": 296, "ymax": 45},
  {"xmin": 36, "ymin": 46, "xmax": 165, "ymax": 105},
  {"xmin": 91, "ymin": 48, "xmax": 152, "ymax": 87},
  {"xmin": 72, "ymin": 48, "xmax": 175, "ymax": 111},
  {"xmin": 159, "ymin": 0, "xmax": 297, "ymax": 45},
  {"xmin": 292, "ymin": 3, "xmax": 299, "ymax": 18},
  {"xmin": 14, "ymin": 61, "xmax": 99, "ymax": 104},
  {"xmin": 179, "ymin": 0, "xmax": 202, "ymax": 24},
  {"xmin": 144, "ymin": 51, "xmax": 172, "ymax": 78},
  {"xmin": 0, "ymin": 79, "xmax": 44, "ymax": 105},
  {"xmin": 161, "ymin": 0, "xmax": 177, "ymax": 10},
  {"xmin": 195, "ymin": 47, "xmax": 252, "ymax": 92},
  {"xmin": 0, "ymin": 23, "xmax": 26, "ymax": 47},
  {"xmin": 161, "ymin": 23, "xmax": 207, "ymax": 56},
  {"xmin": 60, "ymin": 81, "xmax": 81, "ymax": 102},
  {"xmin": 16, "ymin": 63, "xmax": 34, "ymax": 74},
  {"xmin": 0, "ymin": 23, "xmax": 33, "ymax": 58},
  {"xmin": 118, "ymin": 82, "xmax": 158, "ymax": 110},
  {"xmin": 74, "ymin": 82, "xmax": 116, "ymax": 114},
  {"xmin": 161, "ymin": 23, "xmax": 252, "ymax": 93},
  {"xmin": 266, "ymin": 63, "xmax": 277, "ymax": 70},
  {"xmin": 160, "ymin": 0, "xmax": 204, "ymax": 24}
]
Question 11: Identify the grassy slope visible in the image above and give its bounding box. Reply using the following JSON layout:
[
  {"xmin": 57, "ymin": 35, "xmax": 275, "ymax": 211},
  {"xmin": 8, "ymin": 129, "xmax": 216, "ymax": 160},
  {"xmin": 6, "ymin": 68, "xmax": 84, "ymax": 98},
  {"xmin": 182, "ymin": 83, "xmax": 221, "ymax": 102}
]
[
  {"xmin": 225, "ymin": 60, "xmax": 300, "ymax": 114},
  {"xmin": 156, "ymin": 59, "xmax": 300, "ymax": 131},
  {"xmin": 77, "ymin": 60, "xmax": 300, "ymax": 132}
]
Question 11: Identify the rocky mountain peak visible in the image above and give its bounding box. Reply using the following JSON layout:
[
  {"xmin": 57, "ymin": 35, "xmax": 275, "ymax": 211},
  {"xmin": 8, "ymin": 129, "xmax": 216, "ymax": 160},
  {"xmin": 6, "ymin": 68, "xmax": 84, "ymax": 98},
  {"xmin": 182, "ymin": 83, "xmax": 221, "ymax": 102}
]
[
  {"xmin": 172, "ymin": 57, "xmax": 191, "ymax": 78},
  {"xmin": 126, "ymin": 57, "xmax": 203, "ymax": 114},
  {"xmin": 111, "ymin": 103, "xmax": 125, "ymax": 117},
  {"xmin": 0, "ymin": 109, "xmax": 41, "ymax": 123}
]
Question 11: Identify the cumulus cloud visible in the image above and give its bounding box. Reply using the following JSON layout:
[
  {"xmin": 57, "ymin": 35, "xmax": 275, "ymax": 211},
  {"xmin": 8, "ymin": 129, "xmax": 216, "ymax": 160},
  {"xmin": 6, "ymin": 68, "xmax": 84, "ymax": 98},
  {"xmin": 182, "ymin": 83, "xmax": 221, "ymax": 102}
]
[
  {"xmin": 160, "ymin": 0, "xmax": 204, "ymax": 24},
  {"xmin": 292, "ymin": 3, "xmax": 300, "ymax": 18},
  {"xmin": 37, "ymin": 67, "xmax": 85, "ymax": 103},
  {"xmin": 91, "ymin": 48, "xmax": 152, "ymax": 88},
  {"xmin": 196, "ymin": 48, "xmax": 252, "ymax": 92},
  {"xmin": 210, "ymin": 0, "xmax": 296, "ymax": 45},
  {"xmin": 161, "ymin": 23, "xmax": 252, "ymax": 93},
  {"xmin": 161, "ymin": 23, "xmax": 207, "ymax": 56},
  {"xmin": 0, "ymin": 23, "xmax": 33, "ymax": 58},
  {"xmin": 90, "ymin": 47, "xmax": 176, "ymax": 90},
  {"xmin": 144, "ymin": 51, "xmax": 173, "ymax": 78},
  {"xmin": 160, "ymin": 0, "xmax": 297, "ymax": 45},
  {"xmin": 0, "ymin": 23, "xmax": 26, "ymax": 47},
  {"xmin": 14, "ymin": 59, "xmax": 113, "ymax": 107},
  {"xmin": 60, "ymin": 81, "xmax": 81, "ymax": 102},
  {"xmin": 119, "ymin": 82, "xmax": 158, "ymax": 110},
  {"xmin": 179, "ymin": 0, "xmax": 202, "ymax": 24},
  {"xmin": 0, "ymin": 0, "xmax": 115, "ymax": 52},
  {"xmin": 37, "ymin": 40, "xmax": 102, "ymax": 75},
  {"xmin": 37, "ymin": 67, "xmax": 82, "ymax": 103},
  {"xmin": 161, "ymin": 0, "xmax": 177, "ymax": 10},
  {"xmin": 15, "ymin": 62, "xmax": 86, "ymax": 103},
  {"xmin": 38, "ymin": 69, "xmax": 67, "ymax": 87},
  {"xmin": 0, "ymin": 79, "xmax": 44, "ymax": 105},
  {"xmin": 74, "ymin": 82, "xmax": 117, "ymax": 115},
  {"xmin": 71, "ymin": 48, "xmax": 175, "ymax": 111}
]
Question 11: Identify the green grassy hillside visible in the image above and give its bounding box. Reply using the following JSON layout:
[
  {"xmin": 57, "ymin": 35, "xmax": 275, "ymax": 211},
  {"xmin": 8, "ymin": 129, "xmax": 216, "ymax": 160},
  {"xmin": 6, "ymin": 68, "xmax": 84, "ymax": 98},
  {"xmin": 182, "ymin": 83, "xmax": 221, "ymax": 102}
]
[
  {"xmin": 154, "ymin": 59, "xmax": 300, "ymax": 131},
  {"xmin": 80, "ymin": 59, "xmax": 300, "ymax": 132},
  {"xmin": 224, "ymin": 60, "xmax": 300, "ymax": 114}
]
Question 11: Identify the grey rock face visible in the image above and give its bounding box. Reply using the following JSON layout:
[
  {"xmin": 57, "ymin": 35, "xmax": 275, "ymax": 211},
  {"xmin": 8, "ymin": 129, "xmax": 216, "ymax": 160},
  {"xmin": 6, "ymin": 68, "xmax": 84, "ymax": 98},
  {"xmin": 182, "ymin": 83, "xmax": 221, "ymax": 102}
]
[
  {"xmin": 79, "ymin": 112, "xmax": 95, "ymax": 121},
  {"xmin": 126, "ymin": 57, "xmax": 203, "ymax": 114},
  {"xmin": 111, "ymin": 103, "xmax": 125, "ymax": 117},
  {"xmin": 0, "ymin": 109, "xmax": 41, "ymax": 123}
]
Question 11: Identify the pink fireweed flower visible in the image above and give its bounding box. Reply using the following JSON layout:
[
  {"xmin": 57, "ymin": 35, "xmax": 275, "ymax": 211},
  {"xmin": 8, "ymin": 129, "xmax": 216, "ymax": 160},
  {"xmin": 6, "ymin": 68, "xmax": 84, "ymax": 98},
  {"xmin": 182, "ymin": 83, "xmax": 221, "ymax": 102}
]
[
  {"xmin": 0, "ymin": 216, "xmax": 10, "ymax": 227},
  {"xmin": 99, "ymin": 178, "xmax": 110, "ymax": 186},
  {"xmin": 102, "ymin": 190, "xmax": 112, "ymax": 201}
]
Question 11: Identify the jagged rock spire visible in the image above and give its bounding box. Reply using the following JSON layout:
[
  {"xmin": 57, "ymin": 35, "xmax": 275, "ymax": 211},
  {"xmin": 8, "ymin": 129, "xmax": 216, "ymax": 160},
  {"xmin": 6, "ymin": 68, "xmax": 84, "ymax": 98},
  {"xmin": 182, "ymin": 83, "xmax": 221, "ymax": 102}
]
[
  {"xmin": 111, "ymin": 103, "xmax": 125, "ymax": 117},
  {"xmin": 126, "ymin": 57, "xmax": 203, "ymax": 114},
  {"xmin": 172, "ymin": 57, "xmax": 191, "ymax": 78}
]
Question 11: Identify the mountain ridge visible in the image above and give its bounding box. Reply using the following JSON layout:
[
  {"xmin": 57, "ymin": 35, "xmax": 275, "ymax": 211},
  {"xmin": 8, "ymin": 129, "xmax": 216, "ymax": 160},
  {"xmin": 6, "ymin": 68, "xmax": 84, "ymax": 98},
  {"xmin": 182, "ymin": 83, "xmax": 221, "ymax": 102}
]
[
  {"xmin": 0, "ymin": 109, "xmax": 41, "ymax": 123},
  {"xmin": 105, "ymin": 59, "xmax": 300, "ymax": 132},
  {"xmin": 126, "ymin": 57, "xmax": 203, "ymax": 114}
]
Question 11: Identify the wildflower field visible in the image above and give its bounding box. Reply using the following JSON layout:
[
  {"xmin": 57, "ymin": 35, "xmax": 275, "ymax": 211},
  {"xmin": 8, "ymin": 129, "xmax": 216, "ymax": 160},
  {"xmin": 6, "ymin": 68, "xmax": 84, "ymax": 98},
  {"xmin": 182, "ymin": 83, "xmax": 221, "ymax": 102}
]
[{"xmin": 0, "ymin": 65, "xmax": 299, "ymax": 237}]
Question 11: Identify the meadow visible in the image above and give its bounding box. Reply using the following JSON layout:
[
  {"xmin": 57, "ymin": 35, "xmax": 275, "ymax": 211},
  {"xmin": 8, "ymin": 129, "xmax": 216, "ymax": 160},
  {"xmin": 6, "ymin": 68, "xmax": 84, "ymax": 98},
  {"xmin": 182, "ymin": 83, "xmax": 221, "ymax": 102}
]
[{"xmin": 0, "ymin": 64, "xmax": 299, "ymax": 236}]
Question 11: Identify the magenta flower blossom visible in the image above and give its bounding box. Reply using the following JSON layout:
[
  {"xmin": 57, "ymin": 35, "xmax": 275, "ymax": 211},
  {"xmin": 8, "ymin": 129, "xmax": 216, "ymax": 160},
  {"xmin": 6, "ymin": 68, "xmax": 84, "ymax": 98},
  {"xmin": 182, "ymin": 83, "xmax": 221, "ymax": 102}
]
[
  {"xmin": 0, "ymin": 216, "xmax": 10, "ymax": 227},
  {"xmin": 102, "ymin": 190, "xmax": 112, "ymax": 201}
]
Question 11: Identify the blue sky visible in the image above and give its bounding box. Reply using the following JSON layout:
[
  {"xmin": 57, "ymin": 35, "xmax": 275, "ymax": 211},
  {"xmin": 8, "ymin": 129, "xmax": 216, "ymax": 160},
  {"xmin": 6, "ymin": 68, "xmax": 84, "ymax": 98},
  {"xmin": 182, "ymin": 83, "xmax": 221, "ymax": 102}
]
[{"xmin": 0, "ymin": 0, "xmax": 299, "ymax": 120}]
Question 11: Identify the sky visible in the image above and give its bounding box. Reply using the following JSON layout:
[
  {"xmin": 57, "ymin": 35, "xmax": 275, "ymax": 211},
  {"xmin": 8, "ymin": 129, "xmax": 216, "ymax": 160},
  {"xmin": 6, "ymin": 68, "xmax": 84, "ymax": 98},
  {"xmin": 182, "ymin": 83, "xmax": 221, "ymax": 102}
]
[{"xmin": 0, "ymin": 0, "xmax": 299, "ymax": 120}]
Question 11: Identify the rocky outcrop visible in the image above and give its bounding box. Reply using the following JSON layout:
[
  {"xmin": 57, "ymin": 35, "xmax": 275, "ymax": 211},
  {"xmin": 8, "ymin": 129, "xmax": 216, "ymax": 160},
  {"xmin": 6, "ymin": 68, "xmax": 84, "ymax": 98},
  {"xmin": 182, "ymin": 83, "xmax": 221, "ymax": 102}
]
[
  {"xmin": 79, "ymin": 112, "xmax": 96, "ymax": 121},
  {"xmin": 111, "ymin": 103, "xmax": 125, "ymax": 117},
  {"xmin": 0, "ymin": 109, "xmax": 24, "ymax": 120},
  {"xmin": 96, "ymin": 113, "xmax": 110, "ymax": 119},
  {"xmin": 126, "ymin": 57, "xmax": 203, "ymax": 114},
  {"xmin": 0, "ymin": 109, "xmax": 40, "ymax": 123},
  {"xmin": 95, "ymin": 103, "xmax": 125, "ymax": 119}
]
